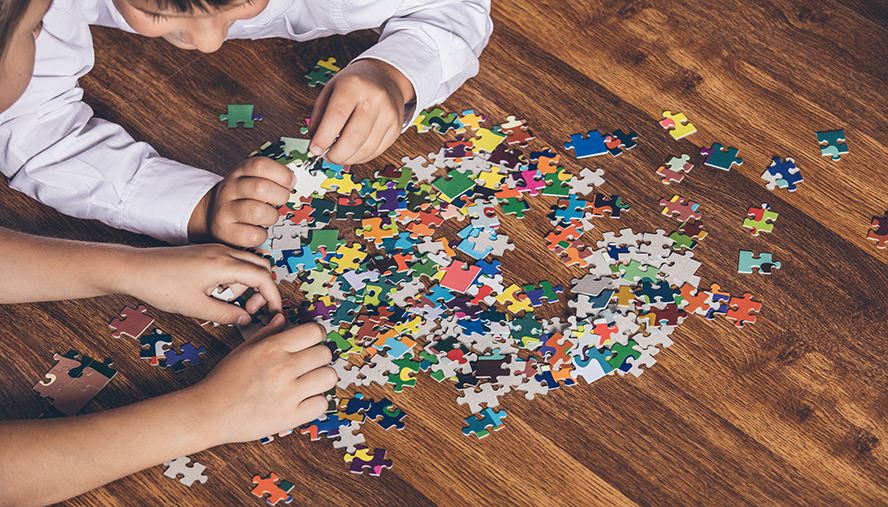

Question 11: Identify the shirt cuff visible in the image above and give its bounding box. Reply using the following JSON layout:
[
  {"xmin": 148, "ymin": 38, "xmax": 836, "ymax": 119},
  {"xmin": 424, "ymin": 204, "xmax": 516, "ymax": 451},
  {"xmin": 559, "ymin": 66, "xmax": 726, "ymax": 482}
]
[{"xmin": 122, "ymin": 156, "xmax": 222, "ymax": 244}]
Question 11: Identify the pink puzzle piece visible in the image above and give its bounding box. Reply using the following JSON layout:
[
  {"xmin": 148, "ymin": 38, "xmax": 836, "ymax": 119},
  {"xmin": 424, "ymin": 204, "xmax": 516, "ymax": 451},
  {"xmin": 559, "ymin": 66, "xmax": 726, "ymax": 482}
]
[{"xmin": 109, "ymin": 305, "xmax": 154, "ymax": 339}]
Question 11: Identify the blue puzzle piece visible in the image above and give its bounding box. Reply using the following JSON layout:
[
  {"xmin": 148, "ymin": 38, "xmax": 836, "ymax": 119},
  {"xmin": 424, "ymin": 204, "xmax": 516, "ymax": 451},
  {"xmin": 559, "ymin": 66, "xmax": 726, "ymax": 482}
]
[
  {"xmin": 700, "ymin": 143, "xmax": 743, "ymax": 171},
  {"xmin": 816, "ymin": 130, "xmax": 847, "ymax": 161},
  {"xmin": 564, "ymin": 131, "xmax": 609, "ymax": 158}
]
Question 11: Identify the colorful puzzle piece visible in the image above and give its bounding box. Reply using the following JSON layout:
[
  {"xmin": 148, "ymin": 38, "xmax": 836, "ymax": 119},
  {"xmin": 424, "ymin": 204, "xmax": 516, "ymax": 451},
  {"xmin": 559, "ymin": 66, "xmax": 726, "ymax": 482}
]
[
  {"xmin": 816, "ymin": 129, "xmax": 847, "ymax": 161},
  {"xmin": 700, "ymin": 143, "xmax": 743, "ymax": 171},
  {"xmin": 743, "ymin": 204, "xmax": 778, "ymax": 236},
  {"xmin": 660, "ymin": 110, "xmax": 696, "ymax": 139},
  {"xmin": 219, "ymin": 104, "xmax": 262, "ymax": 128}
]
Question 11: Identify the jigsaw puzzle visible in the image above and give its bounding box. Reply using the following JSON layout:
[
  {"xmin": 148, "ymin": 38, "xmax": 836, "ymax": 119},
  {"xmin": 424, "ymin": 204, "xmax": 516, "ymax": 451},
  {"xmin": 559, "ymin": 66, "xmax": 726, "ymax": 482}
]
[
  {"xmin": 660, "ymin": 110, "xmax": 696, "ymax": 139},
  {"xmin": 867, "ymin": 211, "xmax": 888, "ymax": 248},
  {"xmin": 163, "ymin": 456, "xmax": 208, "ymax": 487},
  {"xmin": 219, "ymin": 104, "xmax": 263, "ymax": 128},
  {"xmin": 700, "ymin": 143, "xmax": 742, "ymax": 171},
  {"xmin": 816, "ymin": 129, "xmax": 847, "ymax": 161}
]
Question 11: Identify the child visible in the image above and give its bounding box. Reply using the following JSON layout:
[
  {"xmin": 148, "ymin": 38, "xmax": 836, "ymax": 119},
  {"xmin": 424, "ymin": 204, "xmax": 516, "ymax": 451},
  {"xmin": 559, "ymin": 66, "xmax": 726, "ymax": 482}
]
[
  {"xmin": 0, "ymin": 4, "xmax": 338, "ymax": 504},
  {"xmin": 0, "ymin": 0, "xmax": 493, "ymax": 248}
]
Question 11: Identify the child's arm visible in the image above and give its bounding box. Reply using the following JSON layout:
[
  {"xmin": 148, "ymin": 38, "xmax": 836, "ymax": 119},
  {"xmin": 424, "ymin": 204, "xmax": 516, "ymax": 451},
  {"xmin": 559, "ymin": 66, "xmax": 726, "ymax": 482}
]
[
  {"xmin": 0, "ymin": 315, "xmax": 337, "ymax": 507},
  {"xmin": 0, "ymin": 227, "xmax": 282, "ymax": 323}
]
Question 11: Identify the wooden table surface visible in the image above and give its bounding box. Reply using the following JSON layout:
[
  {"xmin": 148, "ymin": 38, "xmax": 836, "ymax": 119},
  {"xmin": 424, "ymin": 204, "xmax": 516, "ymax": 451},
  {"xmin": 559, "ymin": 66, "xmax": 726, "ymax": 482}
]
[{"xmin": 2, "ymin": 1, "xmax": 887, "ymax": 505}]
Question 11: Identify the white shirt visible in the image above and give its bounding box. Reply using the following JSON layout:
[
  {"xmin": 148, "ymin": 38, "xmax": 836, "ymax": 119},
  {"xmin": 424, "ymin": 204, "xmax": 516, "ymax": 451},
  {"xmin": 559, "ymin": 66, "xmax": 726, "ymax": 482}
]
[{"xmin": 0, "ymin": 0, "xmax": 492, "ymax": 243}]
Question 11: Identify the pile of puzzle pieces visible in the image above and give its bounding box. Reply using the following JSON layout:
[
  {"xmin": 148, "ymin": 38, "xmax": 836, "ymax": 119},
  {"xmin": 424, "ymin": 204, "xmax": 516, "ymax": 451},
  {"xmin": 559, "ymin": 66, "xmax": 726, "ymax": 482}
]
[{"xmin": 230, "ymin": 98, "xmax": 766, "ymax": 489}]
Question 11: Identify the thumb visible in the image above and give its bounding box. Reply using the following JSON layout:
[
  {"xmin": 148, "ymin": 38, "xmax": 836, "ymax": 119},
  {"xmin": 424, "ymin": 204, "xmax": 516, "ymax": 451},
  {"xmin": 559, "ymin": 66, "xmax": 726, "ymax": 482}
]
[{"xmin": 242, "ymin": 312, "xmax": 287, "ymax": 346}]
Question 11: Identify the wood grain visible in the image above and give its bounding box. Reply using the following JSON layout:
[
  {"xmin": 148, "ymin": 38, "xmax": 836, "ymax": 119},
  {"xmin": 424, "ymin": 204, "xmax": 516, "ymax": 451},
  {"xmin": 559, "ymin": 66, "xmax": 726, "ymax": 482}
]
[{"xmin": 1, "ymin": 0, "xmax": 887, "ymax": 505}]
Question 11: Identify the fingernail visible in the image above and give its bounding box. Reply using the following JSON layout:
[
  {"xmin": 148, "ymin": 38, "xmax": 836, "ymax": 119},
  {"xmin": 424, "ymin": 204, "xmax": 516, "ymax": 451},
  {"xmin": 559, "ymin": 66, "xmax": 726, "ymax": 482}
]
[
  {"xmin": 236, "ymin": 315, "xmax": 251, "ymax": 326},
  {"xmin": 289, "ymin": 172, "xmax": 298, "ymax": 189},
  {"xmin": 310, "ymin": 144, "xmax": 322, "ymax": 156}
]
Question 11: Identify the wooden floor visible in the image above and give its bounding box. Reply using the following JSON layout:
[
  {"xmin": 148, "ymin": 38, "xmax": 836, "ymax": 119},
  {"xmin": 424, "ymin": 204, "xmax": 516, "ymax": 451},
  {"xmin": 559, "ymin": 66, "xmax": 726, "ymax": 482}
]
[{"xmin": 2, "ymin": 0, "xmax": 887, "ymax": 505}]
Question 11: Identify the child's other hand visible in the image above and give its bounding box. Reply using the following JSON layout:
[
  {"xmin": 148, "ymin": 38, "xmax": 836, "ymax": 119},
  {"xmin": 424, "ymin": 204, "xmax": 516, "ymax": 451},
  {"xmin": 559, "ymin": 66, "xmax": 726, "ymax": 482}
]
[
  {"xmin": 189, "ymin": 157, "xmax": 296, "ymax": 248},
  {"xmin": 125, "ymin": 243, "xmax": 282, "ymax": 325},
  {"xmin": 309, "ymin": 59, "xmax": 416, "ymax": 166},
  {"xmin": 191, "ymin": 314, "xmax": 338, "ymax": 444}
]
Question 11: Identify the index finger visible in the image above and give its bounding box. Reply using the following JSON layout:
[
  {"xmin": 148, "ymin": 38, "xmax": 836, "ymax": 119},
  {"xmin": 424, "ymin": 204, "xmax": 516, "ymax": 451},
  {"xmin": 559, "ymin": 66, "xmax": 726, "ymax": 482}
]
[
  {"xmin": 308, "ymin": 86, "xmax": 351, "ymax": 157},
  {"xmin": 235, "ymin": 156, "xmax": 297, "ymax": 191},
  {"xmin": 277, "ymin": 322, "xmax": 328, "ymax": 354}
]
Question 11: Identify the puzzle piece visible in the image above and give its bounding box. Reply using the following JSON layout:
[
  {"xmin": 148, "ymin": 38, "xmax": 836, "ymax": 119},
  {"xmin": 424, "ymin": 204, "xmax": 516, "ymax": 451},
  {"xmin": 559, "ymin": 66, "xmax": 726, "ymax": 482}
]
[
  {"xmin": 660, "ymin": 195, "xmax": 701, "ymax": 222},
  {"xmin": 33, "ymin": 350, "xmax": 117, "ymax": 416},
  {"xmin": 700, "ymin": 143, "xmax": 743, "ymax": 171},
  {"xmin": 163, "ymin": 456, "xmax": 208, "ymax": 487},
  {"xmin": 564, "ymin": 131, "xmax": 609, "ymax": 158},
  {"xmin": 604, "ymin": 129, "xmax": 638, "ymax": 157},
  {"xmin": 867, "ymin": 212, "xmax": 888, "ymax": 248},
  {"xmin": 761, "ymin": 156, "xmax": 803, "ymax": 191},
  {"xmin": 344, "ymin": 445, "xmax": 393, "ymax": 476},
  {"xmin": 140, "ymin": 329, "xmax": 173, "ymax": 366},
  {"xmin": 725, "ymin": 293, "xmax": 762, "ymax": 327},
  {"xmin": 738, "ymin": 250, "xmax": 781, "ymax": 274},
  {"xmin": 743, "ymin": 204, "xmax": 778, "ymax": 236},
  {"xmin": 656, "ymin": 154, "xmax": 693, "ymax": 184},
  {"xmin": 109, "ymin": 305, "xmax": 154, "ymax": 340},
  {"xmin": 660, "ymin": 110, "xmax": 696, "ymax": 139},
  {"xmin": 159, "ymin": 343, "xmax": 207, "ymax": 373},
  {"xmin": 219, "ymin": 104, "xmax": 262, "ymax": 128},
  {"xmin": 251, "ymin": 473, "xmax": 294, "ymax": 505},
  {"xmin": 816, "ymin": 130, "xmax": 848, "ymax": 161},
  {"xmin": 305, "ymin": 57, "xmax": 340, "ymax": 87},
  {"xmin": 462, "ymin": 407, "xmax": 507, "ymax": 438}
]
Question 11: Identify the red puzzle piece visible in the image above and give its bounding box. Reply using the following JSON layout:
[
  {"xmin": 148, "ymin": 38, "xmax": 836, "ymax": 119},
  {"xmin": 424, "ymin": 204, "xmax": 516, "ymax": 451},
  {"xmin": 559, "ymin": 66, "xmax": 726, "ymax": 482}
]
[{"xmin": 109, "ymin": 305, "xmax": 154, "ymax": 339}]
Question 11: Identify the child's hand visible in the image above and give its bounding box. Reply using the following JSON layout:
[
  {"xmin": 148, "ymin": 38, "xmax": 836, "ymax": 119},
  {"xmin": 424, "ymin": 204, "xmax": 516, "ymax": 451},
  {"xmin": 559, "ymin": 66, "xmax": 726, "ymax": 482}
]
[
  {"xmin": 189, "ymin": 157, "xmax": 296, "ymax": 248},
  {"xmin": 190, "ymin": 314, "xmax": 338, "ymax": 444},
  {"xmin": 309, "ymin": 59, "xmax": 416, "ymax": 166},
  {"xmin": 123, "ymin": 243, "xmax": 282, "ymax": 325}
]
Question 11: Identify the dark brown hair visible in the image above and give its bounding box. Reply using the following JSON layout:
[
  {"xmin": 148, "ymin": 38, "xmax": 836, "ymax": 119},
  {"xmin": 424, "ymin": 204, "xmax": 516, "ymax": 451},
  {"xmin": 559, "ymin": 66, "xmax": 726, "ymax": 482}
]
[
  {"xmin": 0, "ymin": 0, "xmax": 30, "ymax": 60},
  {"xmin": 151, "ymin": 0, "xmax": 244, "ymax": 13}
]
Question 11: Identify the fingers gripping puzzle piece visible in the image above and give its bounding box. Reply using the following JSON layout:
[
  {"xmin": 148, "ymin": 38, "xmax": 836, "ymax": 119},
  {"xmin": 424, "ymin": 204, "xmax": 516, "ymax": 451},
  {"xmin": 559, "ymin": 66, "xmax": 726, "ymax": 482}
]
[
  {"xmin": 867, "ymin": 211, "xmax": 888, "ymax": 248},
  {"xmin": 163, "ymin": 456, "xmax": 208, "ymax": 487},
  {"xmin": 816, "ymin": 130, "xmax": 848, "ymax": 161},
  {"xmin": 251, "ymin": 473, "xmax": 294, "ymax": 505},
  {"xmin": 219, "ymin": 104, "xmax": 262, "ymax": 128},
  {"xmin": 743, "ymin": 204, "xmax": 778, "ymax": 236},
  {"xmin": 660, "ymin": 110, "xmax": 697, "ymax": 139},
  {"xmin": 109, "ymin": 305, "xmax": 154, "ymax": 339}
]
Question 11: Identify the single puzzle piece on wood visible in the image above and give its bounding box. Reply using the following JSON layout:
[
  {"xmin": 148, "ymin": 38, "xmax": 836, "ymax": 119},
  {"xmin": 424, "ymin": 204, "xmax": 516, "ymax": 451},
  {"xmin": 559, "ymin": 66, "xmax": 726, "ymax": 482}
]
[
  {"xmin": 251, "ymin": 473, "xmax": 294, "ymax": 505},
  {"xmin": 159, "ymin": 343, "xmax": 207, "ymax": 373},
  {"xmin": 163, "ymin": 456, "xmax": 208, "ymax": 487},
  {"xmin": 305, "ymin": 57, "xmax": 340, "ymax": 87},
  {"xmin": 140, "ymin": 329, "xmax": 173, "ymax": 366},
  {"xmin": 660, "ymin": 110, "xmax": 696, "ymax": 139},
  {"xmin": 743, "ymin": 203, "xmax": 778, "ymax": 236},
  {"xmin": 867, "ymin": 211, "xmax": 888, "ymax": 248},
  {"xmin": 738, "ymin": 250, "xmax": 781, "ymax": 274},
  {"xmin": 816, "ymin": 129, "xmax": 848, "ymax": 161},
  {"xmin": 109, "ymin": 305, "xmax": 154, "ymax": 339},
  {"xmin": 564, "ymin": 131, "xmax": 609, "ymax": 158},
  {"xmin": 700, "ymin": 143, "xmax": 743, "ymax": 171},
  {"xmin": 761, "ymin": 156, "xmax": 803, "ymax": 191},
  {"xmin": 219, "ymin": 104, "xmax": 262, "ymax": 128},
  {"xmin": 604, "ymin": 129, "xmax": 638, "ymax": 157}
]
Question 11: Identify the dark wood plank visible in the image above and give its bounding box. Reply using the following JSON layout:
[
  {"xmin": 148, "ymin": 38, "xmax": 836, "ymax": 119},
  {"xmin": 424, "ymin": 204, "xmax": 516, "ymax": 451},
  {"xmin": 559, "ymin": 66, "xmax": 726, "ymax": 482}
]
[{"xmin": 1, "ymin": 0, "xmax": 887, "ymax": 505}]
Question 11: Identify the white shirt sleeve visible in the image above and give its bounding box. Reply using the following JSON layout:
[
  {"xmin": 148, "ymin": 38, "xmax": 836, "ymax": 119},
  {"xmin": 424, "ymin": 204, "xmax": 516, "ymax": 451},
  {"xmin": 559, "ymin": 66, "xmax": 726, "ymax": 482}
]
[
  {"xmin": 0, "ymin": 2, "xmax": 221, "ymax": 244},
  {"xmin": 0, "ymin": 0, "xmax": 491, "ymax": 243}
]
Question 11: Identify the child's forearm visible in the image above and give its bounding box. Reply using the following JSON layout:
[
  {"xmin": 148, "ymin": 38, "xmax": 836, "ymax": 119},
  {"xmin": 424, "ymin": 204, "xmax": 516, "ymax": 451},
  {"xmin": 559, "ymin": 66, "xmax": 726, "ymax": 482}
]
[
  {"xmin": 0, "ymin": 227, "xmax": 137, "ymax": 303},
  {"xmin": 0, "ymin": 385, "xmax": 218, "ymax": 507}
]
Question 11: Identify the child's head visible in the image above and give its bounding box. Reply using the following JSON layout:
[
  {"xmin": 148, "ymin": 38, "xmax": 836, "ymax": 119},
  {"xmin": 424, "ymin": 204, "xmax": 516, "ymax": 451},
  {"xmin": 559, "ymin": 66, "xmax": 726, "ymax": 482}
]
[
  {"xmin": 112, "ymin": 0, "xmax": 267, "ymax": 53},
  {"xmin": 0, "ymin": 0, "xmax": 50, "ymax": 113}
]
